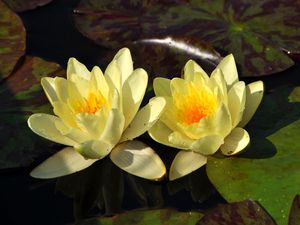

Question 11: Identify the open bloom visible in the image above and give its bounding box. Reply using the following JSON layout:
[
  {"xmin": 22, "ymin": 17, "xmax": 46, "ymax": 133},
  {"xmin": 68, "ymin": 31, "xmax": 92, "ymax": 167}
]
[
  {"xmin": 28, "ymin": 48, "xmax": 166, "ymax": 180},
  {"xmin": 148, "ymin": 54, "xmax": 264, "ymax": 180}
]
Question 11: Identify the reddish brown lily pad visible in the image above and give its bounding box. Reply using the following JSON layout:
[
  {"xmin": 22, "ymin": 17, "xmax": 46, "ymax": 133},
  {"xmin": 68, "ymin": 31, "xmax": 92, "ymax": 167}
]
[
  {"xmin": 289, "ymin": 195, "xmax": 300, "ymax": 225},
  {"xmin": 0, "ymin": 0, "xmax": 25, "ymax": 81},
  {"xmin": 74, "ymin": 0, "xmax": 300, "ymax": 77},
  {"xmin": 0, "ymin": 56, "xmax": 65, "ymax": 169},
  {"xmin": 3, "ymin": 0, "xmax": 52, "ymax": 12}
]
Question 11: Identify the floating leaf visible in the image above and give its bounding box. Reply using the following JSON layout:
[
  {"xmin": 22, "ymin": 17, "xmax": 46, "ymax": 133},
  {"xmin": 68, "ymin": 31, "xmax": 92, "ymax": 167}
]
[
  {"xmin": 288, "ymin": 195, "xmax": 300, "ymax": 225},
  {"xmin": 196, "ymin": 200, "xmax": 275, "ymax": 225},
  {"xmin": 0, "ymin": 0, "xmax": 25, "ymax": 80},
  {"xmin": 3, "ymin": 0, "xmax": 52, "ymax": 12},
  {"xmin": 74, "ymin": 0, "xmax": 300, "ymax": 76},
  {"xmin": 0, "ymin": 56, "xmax": 65, "ymax": 169},
  {"xmin": 206, "ymin": 86, "xmax": 300, "ymax": 225},
  {"xmin": 76, "ymin": 208, "xmax": 203, "ymax": 225}
]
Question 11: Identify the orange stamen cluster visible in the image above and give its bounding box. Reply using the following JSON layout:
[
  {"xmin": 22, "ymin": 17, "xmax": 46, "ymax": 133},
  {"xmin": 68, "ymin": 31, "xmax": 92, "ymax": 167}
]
[{"xmin": 75, "ymin": 92, "xmax": 106, "ymax": 114}]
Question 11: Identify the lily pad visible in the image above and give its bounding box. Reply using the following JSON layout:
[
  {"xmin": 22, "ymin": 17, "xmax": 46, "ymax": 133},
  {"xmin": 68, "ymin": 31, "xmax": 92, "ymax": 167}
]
[
  {"xmin": 74, "ymin": 0, "xmax": 300, "ymax": 77},
  {"xmin": 76, "ymin": 208, "xmax": 203, "ymax": 225},
  {"xmin": 206, "ymin": 86, "xmax": 300, "ymax": 225},
  {"xmin": 0, "ymin": 0, "xmax": 25, "ymax": 80},
  {"xmin": 3, "ymin": 0, "xmax": 52, "ymax": 12},
  {"xmin": 197, "ymin": 200, "xmax": 275, "ymax": 225},
  {"xmin": 0, "ymin": 56, "xmax": 65, "ymax": 169}
]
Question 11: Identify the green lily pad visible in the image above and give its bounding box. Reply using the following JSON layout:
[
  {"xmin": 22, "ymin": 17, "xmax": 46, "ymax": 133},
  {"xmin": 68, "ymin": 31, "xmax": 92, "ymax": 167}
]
[
  {"xmin": 0, "ymin": 0, "xmax": 25, "ymax": 80},
  {"xmin": 76, "ymin": 208, "xmax": 203, "ymax": 225},
  {"xmin": 74, "ymin": 0, "xmax": 300, "ymax": 77},
  {"xmin": 3, "ymin": 0, "xmax": 52, "ymax": 12},
  {"xmin": 206, "ymin": 86, "xmax": 300, "ymax": 225},
  {"xmin": 0, "ymin": 56, "xmax": 65, "ymax": 169},
  {"xmin": 196, "ymin": 200, "xmax": 275, "ymax": 225}
]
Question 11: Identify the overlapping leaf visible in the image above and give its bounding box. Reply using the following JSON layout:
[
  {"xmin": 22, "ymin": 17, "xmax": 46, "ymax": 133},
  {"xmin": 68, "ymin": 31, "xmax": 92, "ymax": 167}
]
[
  {"xmin": 3, "ymin": 0, "xmax": 52, "ymax": 12},
  {"xmin": 0, "ymin": 0, "xmax": 25, "ymax": 80},
  {"xmin": 0, "ymin": 56, "xmax": 65, "ymax": 169},
  {"xmin": 206, "ymin": 86, "xmax": 300, "ymax": 225},
  {"xmin": 74, "ymin": 0, "xmax": 300, "ymax": 77}
]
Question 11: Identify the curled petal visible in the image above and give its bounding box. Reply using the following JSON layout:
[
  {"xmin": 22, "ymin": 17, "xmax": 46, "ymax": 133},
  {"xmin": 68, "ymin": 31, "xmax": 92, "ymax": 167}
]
[
  {"xmin": 228, "ymin": 81, "xmax": 246, "ymax": 127},
  {"xmin": 239, "ymin": 81, "xmax": 264, "ymax": 127},
  {"xmin": 148, "ymin": 120, "xmax": 175, "ymax": 148},
  {"xmin": 121, "ymin": 97, "xmax": 166, "ymax": 142},
  {"xmin": 28, "ymin": 113, "xmax": 77, "ymax": 146},
  {"xmin": 67, "ymin": 57, "xmax": 90, "ymax": 80},
  {"xmin": 41, "ymin": 77, "xmax": 58, "ymax": 105},
  {"xmin": 77, "ymin": 140, "xmax": 112, "ymax": 159},
  {"xmin": 220, "ymin": 127, "xmax": 250, "ymax": 155},
  {"xmin": 30, "ymin": 147, "xmax": 98, "ymax": 179},
  {"xmin": 153, "ymin": 77, "xmax": 171, "ymax": 97},
  {"xmin": 169, "ymin": 151, "xmax": 207, "ymax": 181},
  {"xmin": 110, "ymin": 140, "xmax": 166, "ymax": 180},
  {"xmin": 191, "ymin": 135, "xmax": 224, "ymax": 155},
  {"xmin": 113, "ymin": 47, "xmax": 134, "ymax": 84},
  {"xmin": 183, "ymin": 60, "xmax": 209, "ymax": 82}
]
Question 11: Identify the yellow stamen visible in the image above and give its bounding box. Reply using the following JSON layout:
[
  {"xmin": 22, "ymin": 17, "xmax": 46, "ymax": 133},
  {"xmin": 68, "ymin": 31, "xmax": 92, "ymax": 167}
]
[{"xmin": 173, "ymin": 82, "xmax": 217, "ymax": 125}]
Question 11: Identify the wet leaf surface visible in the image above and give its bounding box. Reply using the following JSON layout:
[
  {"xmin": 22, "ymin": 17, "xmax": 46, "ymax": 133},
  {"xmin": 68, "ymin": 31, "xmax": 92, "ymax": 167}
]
[
  {"xmin": 0, "ymin": 0, "xmax": 25, "ymax": 80},
  {"xmin": 76, "ymin": 208, "xmax": 203, "ymax": 225},
  {"xmin": 0, "ymin": 56, "xmax": 65, "ymax": 169},
  {"xmin": 206, "ymin": 86, "xmax": 300, "ymax": 225},
  {"xmin": 74, "ymin": 0, "xmax": 300, "ymax": 77},
  {"xmin": 3, "ymin": 0, "xmax": 52, "ymax": 12},
  {"xmin": 196, "ymin": 200, "xmax": 275, "ymax": 225}
]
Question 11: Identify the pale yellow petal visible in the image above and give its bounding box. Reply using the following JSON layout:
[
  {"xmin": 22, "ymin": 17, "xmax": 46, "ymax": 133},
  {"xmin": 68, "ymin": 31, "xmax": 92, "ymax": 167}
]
[
  {"xmin": 238, "ymin": 81, "xmax": 264, "ymax": 127},
  {"xmin": 148, "ymin": 120, "xmax": 176, "ymax": 148},
  {"xmin": 183, "ymin": 60, "xmax": 209, "ymax": 83},
  {"xmin": 122, "ymin": 68, "xmax": 148, "ymax": 128},
  {"xmin": 209, "ymin": 68, "xmax": 228, "ymax": 105},
  {"xmin": 105, "ymin": 60, "xmax": 122, "ymax": 95},
  {"xmin": 228, "ymin": 81, "xmax": 246, "ymax": 127},
  {"xmin": 121, "ymin": 97, "xmax": 166, "ymax": 142},
  {"xmin": 110, "ymin": 140, "xmax": 166, "ymax": 180},
  {"xmin": 217, "ymin": 54, "xmax": 239, "ymax": 88},
  {"xmin": 90, "ymin": 66, "xmax": 109, "ymax": 99},
  {"xmin": 168, "ymin": 131, "xmax": 193, "ymax": 149},
  {"xmin": 169, "ymin": 151, "xmax": 207, "ymax": 181},
  {"xmin": 220, "ymin": 127, "xmax": 250, "ymax": 155},
  {"xmin": 53, "ymin": 77, "xmax": 68, "ymax": 102},
  {"xmin": 170, "ymin": 78, "xmax": 189, "ymax": 95},
  {"xmin": 30, "ymin": 147, "xmax": 98, "ymax": 179},
  {"xmin": 76, "ymin": 140, "xmax": 112, "ymax": 159},
  {"xmin": 191, "ymin": 135, "xmax": 224, "ymax": 155},
  {"xmin": 100, "ymin": 108, "xmax": 125, "ymax": 146},
  {"xmin": 113, "ymin": 47, "xmax": 133, "ymax": 84},
  {"xmin": 67, "ymin": 57, "xmax": 90, "ymax": 80},
  {"xmin": 28, "ymin": 113, "xmax": 77, "ymax": 146},
  {"xmin": 68, "ymin": 73, "xmax": 90, "ymax": 98},
  {"xmin": 153, "ymin": 77, "xmax": 171, "ymax": 97},
  {"xmin": 41, "ymin": 77, "xmax": 58, "ymax": 105},
  {"xmin": 53, "ymin": 101, "xmax": 77, "ymax": 127}
]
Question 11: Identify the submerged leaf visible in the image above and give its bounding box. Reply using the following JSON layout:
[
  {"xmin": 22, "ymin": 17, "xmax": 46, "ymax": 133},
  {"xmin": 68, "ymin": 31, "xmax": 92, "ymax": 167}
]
[
  {"xmin": 0, "ymin": 56, "xmax": 65, "ymax": 169},
  {"xmin": 0, "ymin": 0, "xmax": 25, "ymax": 80},
  {"xmin": 3, "ymin": 0, "xmax": 52, "ymax": 12}
]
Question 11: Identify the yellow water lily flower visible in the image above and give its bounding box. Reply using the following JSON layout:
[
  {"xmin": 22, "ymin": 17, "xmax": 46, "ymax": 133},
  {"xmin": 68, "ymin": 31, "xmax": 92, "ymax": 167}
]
[
  {"xmin": 28, "ymin": 48, "xmax": 166, "ymax": 180},
  {"xmin": 148, "ymin": 54, "xmax": 264, "ymax": 180}
]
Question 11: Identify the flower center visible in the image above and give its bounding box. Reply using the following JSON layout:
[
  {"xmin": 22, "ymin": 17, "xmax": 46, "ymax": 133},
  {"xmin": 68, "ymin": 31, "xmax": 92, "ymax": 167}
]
[
  {"xmin": 74, "ymin": 92, "xmax": 106, "ymax": 114},
  {"xmin": 173, "ymin": 82, "xmax": 217, "ymax": 125}
]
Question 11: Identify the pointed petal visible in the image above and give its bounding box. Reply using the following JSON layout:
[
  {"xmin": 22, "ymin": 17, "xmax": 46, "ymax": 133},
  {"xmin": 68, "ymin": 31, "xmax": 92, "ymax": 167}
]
[
  {"xmin": 77, "ymin": 140, "xmax": 112, "ymax": 159},
  {"xmin": 54, "ymin": 77, "xmax": 68, "ymax": 102},
  {"xmin": 67, "ymin": 57, "xmax": 90, "ymax": 80},
  {"xmin": 122, "ymin": 68, "xmax": 148, "ymax": 128},
  {"xmin": 30, "ymin": 147, "xmax": 98, "ymax": 179},
  {"xmin": 217, "ymin": 54, "xmax": 239, "ymax": 88},
  {"xmin": 209, "ymin": 68, "xmax": 228, "ymax": 104},
  {"xmin": 148, "ymin": 120, "xmax": 175, "ymax": 147},
  {"xmin": 28, "ymin": 113, "xmax": 77, "ymax": 146},
  {"xmin": 41, "ymin": 77, "xmax": 58, "ymax": 105},
  {"xmin": 90, "ymin": 66, "xmax": 109, "ymax": 99},
  {"xmin": 169, "ymin": 151, "xmax": 207, "ymax": 181},
  {"xmin": 105, "ymin": 60, "xmax": 122, "ymax": 94},
  {"xmin": 228, "ymin": 81, "xmax": 246, "ymax": 127},
  {"xmin": 100, "ymin": 108, "xmax": 125, "ymax": 146},
  {"xmin": 153, "ymin": 77, "xmax": 171, "ymax": 97},
  {"xmin": 183, "ymin": 60, "xmax": 209, "ymax": 82},
  {"xmin": 53, "ymin": 101, "xmax": 77, "ymax": 127},
  {"xmin": 168, "ymin": 131, "xmax": 193, "ymax": 149},
  {"xmin": 113, "ymin": 47, "xmax": 133, "ymax": 84},
  {"xmin": 220, "ymin": 127, "xmax": 250, "ymax": 155},
  {"xmin": 239, "ymin": 81, "xmax": 264, "ymax": 127},
  {"xmin": 110, "ymin": 140, "xmax": 166, "ymax": 180},
  {"xmin": 121, "ymin": 97, "xmax": 166, "ymax": 141},
  {"xmin": 68, "ymin": 73, "xmax": 90, "ymax": 98}
]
